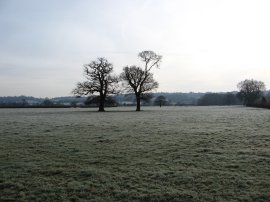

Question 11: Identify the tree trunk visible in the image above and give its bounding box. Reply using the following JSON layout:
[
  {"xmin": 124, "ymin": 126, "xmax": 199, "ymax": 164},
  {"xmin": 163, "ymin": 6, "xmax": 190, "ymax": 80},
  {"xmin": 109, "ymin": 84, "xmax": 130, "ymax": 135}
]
[
  {"xmin": 136, "ymin": 95, "xmax": 141, "ymax": 111},
  {"xmin": 99, "ymin": 95, "xmax": 105, "ymax": 112}
]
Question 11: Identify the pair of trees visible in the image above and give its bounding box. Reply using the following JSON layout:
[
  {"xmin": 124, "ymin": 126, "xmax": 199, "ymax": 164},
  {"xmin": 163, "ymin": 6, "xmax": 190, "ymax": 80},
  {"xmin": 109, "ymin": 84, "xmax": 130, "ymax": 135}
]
[{"xmin": 72, "ymin": 51, "xmax": 162, "ymax": 111}]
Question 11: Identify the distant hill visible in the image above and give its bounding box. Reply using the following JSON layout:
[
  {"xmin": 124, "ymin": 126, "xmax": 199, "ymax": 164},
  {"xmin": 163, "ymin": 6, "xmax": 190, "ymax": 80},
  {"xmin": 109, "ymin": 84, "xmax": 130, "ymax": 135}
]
[{"xmin": 0, "ymin": 96, "xmax": 43, "ymax": 104}]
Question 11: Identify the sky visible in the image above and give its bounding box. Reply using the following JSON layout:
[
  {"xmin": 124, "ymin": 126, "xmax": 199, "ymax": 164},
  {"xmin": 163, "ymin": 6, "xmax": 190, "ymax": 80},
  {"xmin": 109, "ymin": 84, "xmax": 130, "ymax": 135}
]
[{"xmin": 1, "ymin": 0, "xmax": 270, "ymax": 97}]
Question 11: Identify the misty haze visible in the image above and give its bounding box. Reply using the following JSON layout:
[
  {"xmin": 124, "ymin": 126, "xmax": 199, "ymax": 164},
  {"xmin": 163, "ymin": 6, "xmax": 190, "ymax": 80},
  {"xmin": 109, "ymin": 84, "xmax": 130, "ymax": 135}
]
[{"xmin": 1, "ymin": 1, "xmax": 270, "ymax": 201}]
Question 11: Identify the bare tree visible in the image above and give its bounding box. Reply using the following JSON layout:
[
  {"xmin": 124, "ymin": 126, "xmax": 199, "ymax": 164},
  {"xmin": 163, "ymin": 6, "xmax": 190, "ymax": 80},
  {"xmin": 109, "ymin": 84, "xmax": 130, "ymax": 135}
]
[
  {"xmin": 121, "ymin": 51, "xmax": 162, "ymax": 111},
  {"xmin": 72, "ymin": 57, "xmax": 118, "ymax": 111},
  {"xmin": 154, "ymin": 95, "xmax": 167, "ymax": 107},
  {"xmin": 237, "ymin": 79, "xmax": 266, "ymax": 106}
]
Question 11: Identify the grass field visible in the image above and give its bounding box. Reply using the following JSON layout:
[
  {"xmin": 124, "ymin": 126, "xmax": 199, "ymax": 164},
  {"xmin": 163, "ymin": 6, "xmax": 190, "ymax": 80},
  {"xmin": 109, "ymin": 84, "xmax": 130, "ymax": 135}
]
[{"xmin": 1, "ymin": 106, "xmax": 270, "ymax": 201}]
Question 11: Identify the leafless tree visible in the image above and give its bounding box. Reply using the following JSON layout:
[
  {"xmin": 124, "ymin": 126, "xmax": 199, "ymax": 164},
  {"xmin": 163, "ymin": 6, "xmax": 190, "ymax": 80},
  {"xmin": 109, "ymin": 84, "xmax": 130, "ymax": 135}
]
[
  {"xmin": 154, "ymin": 95, "xmax": 167, "ymax": 107},
  {"xmin": 237, "ymin": 79, "xmax": 266, "ymax": 105},
  {"xmin": 121, "ymin": 51, "xmax": 162, "ymax": 111},
  {"xmin": 72, "ymin": 57, "xmax": 118, "ymax": 111}
]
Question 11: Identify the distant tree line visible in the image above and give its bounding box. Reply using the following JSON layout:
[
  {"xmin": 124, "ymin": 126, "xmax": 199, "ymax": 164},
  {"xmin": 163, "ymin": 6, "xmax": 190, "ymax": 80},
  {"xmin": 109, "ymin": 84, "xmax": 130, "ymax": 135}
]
[
  {"xmin": 0, "ymin": 93, "xmax": 208, "ymax": 108},
  {"xmin": 2, "ymin": 90, "xmax": 270, "ymax": 109},
  {"xmin": 197, "ymin": 93, "xmax": 241, "ymax": 106},
  {"xmin": 197, "ymin": 79, "xmax": 270, "ymax": 108},
  {"xmin": 0, "ymin": 96, "xmax": 75, "ymax": 108},
  {"xmin": 84, "ymin": 96, "xmax": 118, "ymax": 107}
]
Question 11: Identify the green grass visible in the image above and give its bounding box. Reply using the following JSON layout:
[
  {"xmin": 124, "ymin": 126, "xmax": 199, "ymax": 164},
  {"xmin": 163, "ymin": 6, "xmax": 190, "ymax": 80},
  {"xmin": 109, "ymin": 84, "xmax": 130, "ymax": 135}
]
[{"xmin": 1, "ymin": 106, "xmax": 270, "ymax": 201}]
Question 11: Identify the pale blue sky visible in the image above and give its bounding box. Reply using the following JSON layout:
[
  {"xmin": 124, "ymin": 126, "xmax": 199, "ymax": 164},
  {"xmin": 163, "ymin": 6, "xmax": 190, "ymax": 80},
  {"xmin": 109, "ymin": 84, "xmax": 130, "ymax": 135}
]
[{"xmin": 1, "ymin": 0, "xmax": 270, "ymax": 97}]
